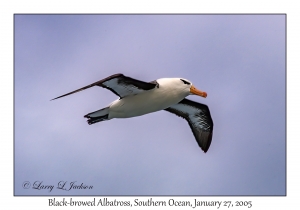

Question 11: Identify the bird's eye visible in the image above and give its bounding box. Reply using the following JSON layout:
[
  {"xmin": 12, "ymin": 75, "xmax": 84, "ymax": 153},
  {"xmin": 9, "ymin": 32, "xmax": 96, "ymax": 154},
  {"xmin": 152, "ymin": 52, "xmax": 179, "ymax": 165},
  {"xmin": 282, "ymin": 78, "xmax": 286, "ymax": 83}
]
[{"xmin": 180, "ymin": 79, "xmax": 190, "ymax": 85}]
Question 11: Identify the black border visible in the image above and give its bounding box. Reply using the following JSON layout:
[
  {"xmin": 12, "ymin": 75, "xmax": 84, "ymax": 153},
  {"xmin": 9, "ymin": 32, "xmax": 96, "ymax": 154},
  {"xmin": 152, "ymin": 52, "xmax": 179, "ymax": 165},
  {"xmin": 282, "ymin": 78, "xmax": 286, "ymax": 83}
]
[{"xmin": 13, "ymin": 13, "xmax": 287, "ymax": 197}]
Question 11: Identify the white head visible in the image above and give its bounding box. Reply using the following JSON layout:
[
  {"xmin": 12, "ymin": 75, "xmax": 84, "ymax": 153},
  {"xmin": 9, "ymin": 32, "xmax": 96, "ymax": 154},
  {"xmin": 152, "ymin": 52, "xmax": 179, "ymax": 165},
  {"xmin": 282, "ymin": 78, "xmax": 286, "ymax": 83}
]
[
  {"xmin": 158, "ymin": 78, "xmax": 207, "ymax": 98},
  {"xmin": 177, "ymin": 78, "xmax": 207, "ymax": 98}
]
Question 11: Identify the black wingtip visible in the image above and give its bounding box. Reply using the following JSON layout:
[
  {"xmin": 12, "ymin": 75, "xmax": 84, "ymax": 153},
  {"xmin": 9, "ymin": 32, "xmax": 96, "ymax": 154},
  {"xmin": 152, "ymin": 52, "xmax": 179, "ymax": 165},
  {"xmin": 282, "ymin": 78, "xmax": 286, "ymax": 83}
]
[
  {"xmin": 202, "ymin": 132, "xmax": 213, "ymax": 153},
  {"xmin": 50, "ymin": 95, "xmax": 64, "ymax": 101},
  {"xmin": 50, "ymin": 97, "xmax": 58, "ymax": 101}
]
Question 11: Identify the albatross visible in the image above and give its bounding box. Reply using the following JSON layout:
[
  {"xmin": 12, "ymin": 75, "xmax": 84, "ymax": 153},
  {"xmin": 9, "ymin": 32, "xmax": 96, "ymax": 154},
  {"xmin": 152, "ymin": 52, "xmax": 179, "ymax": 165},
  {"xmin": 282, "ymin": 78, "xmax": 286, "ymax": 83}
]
[{"xmin": 51, "ymin": 74, "xmax": 213, "ymax": 152}]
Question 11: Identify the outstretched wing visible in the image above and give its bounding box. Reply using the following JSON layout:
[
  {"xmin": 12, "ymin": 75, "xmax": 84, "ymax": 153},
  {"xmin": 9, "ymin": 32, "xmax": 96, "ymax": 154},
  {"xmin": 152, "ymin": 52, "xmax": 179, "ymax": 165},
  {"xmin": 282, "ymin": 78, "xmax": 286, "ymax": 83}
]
[
  {"xmin": 51, "ymin": 73, "xmax": 158, "ymax": 100},
  {"xmin": 165, "ymin": 98, "xmax": 213, "ymax": 153}
]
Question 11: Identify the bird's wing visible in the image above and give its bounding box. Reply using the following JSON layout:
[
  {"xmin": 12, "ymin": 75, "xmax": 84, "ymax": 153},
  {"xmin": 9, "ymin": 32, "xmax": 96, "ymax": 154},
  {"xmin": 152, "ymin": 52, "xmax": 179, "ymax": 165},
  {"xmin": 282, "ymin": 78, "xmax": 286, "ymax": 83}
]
[
  {"xmin": 51, "ymin": 73, "xmax": 158, "ymax": 100},
  {"xmin": 165, "ymin": 98, "xmax": 214, "ymax": 152}
]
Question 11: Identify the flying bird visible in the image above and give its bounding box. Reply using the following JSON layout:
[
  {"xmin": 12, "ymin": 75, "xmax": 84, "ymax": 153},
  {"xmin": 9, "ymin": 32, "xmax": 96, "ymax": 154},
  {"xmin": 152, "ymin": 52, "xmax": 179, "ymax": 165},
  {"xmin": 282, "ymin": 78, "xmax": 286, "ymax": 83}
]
[{"xmin": 51, "ymin": 74, "xmax": 213, "ymax": 152}]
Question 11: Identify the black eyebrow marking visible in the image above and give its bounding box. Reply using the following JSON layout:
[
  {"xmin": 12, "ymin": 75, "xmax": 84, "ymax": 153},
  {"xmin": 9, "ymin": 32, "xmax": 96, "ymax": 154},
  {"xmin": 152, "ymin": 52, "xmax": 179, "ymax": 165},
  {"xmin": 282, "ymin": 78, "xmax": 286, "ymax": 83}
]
[{"xmin": 180, "ymin": 79, "xmax": 190, "ymax": 85}]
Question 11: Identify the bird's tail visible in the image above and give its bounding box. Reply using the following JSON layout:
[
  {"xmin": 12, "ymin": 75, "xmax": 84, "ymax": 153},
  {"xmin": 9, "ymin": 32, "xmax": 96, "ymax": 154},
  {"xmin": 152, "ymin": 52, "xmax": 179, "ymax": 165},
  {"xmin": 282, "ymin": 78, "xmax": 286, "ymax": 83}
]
[{"xmin": 84, "ymin": 107, "xmax": 109, "ymax": 125}]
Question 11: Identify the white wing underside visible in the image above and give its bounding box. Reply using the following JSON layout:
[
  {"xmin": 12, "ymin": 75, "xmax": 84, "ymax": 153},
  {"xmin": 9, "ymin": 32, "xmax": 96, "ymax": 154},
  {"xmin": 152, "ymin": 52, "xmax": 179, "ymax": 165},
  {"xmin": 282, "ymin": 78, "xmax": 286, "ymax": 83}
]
[{"xmin": 165, "ymin": 99, "xmax": 213, "ymax": 152}]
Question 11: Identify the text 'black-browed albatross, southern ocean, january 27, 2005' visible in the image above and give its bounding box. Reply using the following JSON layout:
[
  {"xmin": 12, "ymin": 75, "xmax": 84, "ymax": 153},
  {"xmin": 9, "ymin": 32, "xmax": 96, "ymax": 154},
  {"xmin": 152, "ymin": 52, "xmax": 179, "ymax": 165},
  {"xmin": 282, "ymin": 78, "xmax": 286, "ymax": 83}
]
[{"xmin": 51, "ymin": 74, "xmax": 214, "ymax": 152}]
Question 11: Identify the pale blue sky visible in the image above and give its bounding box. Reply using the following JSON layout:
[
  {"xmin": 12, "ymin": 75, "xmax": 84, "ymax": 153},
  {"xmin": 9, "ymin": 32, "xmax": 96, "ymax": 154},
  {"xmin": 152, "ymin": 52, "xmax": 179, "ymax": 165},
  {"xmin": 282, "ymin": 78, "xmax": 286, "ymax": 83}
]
[{"xmin": 14, "ymin": 14, "xmax": 285, "ymax": 195}]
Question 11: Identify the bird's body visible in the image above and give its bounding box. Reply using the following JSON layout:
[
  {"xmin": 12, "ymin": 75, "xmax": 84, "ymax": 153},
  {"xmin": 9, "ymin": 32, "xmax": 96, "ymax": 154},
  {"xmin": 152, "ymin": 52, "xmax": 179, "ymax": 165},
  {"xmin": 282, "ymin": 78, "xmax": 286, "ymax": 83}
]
[
  {"xmin": 108, "ymin": 78, "xmax": 188, "ymax": 119},
  {"xmin": 52, "ymin": 74, "xmax": 214, "ymax": 152}
]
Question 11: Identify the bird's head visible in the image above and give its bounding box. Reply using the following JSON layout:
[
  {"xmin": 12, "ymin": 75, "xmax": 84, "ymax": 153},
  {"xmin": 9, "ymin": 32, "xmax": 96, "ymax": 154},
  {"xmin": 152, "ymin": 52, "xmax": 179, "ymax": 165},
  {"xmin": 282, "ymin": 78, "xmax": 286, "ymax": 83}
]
[{"xmin": 179, "ymin": 78, "xmax": 207, "ymax": 98}]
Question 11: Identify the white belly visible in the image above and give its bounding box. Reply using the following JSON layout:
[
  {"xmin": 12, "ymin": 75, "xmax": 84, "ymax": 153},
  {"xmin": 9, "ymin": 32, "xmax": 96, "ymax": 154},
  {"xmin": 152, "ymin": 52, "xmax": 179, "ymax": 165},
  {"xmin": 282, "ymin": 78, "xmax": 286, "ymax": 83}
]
[{"xmin": 108, "ymin": 87, "xmax": 187, "ymax": 119}]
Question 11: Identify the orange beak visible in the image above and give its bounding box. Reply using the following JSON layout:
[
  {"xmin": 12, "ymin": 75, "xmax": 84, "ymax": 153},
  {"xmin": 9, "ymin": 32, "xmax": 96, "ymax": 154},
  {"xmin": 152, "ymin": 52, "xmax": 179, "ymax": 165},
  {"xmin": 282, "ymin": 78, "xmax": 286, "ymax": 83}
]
[{"xmin": 190, "ymin": 85, "xmax": 207, "ymax": 98}]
